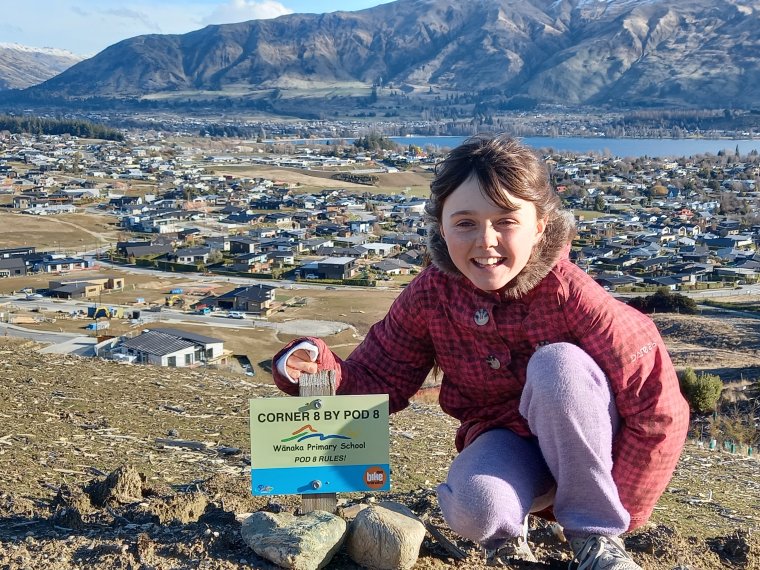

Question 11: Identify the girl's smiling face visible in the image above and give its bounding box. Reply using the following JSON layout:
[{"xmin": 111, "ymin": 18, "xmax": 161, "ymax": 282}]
[{"xmin": 440, "ymin": 175, "xmax": 547, "ymax": 292}]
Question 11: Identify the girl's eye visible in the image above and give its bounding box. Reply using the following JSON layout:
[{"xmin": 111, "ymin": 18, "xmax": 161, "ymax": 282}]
[
  {"xmin": 454, "ymin": 220, "xmax": 475, "ymax": 228},
  {"xmin": 496, "ymin": 218, "xmax": 517, "ymax": 227}
]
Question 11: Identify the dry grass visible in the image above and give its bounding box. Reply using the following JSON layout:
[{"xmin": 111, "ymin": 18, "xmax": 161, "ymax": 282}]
[
  {"xmin": 0, "ymin": 211, "xmax": 120, "ymax": 250},
  {"xmin": 208, "ymin": 164, "xmax": 433, "ymax": 196}
]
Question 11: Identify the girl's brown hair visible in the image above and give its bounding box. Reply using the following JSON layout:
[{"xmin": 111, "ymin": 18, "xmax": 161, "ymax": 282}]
[
  {"xmin": 425, "ymin": 133, "xmax": 560, "ymax": 224},
  {"xmin": 425, "ymin": 133, "xmax": 575, "ymax": 298}
]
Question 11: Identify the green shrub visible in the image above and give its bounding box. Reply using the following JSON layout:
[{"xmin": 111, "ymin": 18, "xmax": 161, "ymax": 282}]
[
  {"xmin": 627, "ymin": 288, "xmax": 698, "ymax": 314},
  {"xmin": 679, "ymin": 368, "xmax": 723, "ymax": 413}
]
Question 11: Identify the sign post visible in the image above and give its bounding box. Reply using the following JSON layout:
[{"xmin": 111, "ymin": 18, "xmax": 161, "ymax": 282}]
[
  {"xmin": 249, "ymin": 371, "xmax": 390, "ymax": 512},
  {"xmin": 300, "ymin": 370, "xmax": 337, "ymax": 513}
]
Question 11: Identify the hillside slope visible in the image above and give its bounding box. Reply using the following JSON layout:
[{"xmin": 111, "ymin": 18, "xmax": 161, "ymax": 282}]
[
  {"xmin": 20, "ymin": 0, "xmax": 760, "ymax": 108},
  {"xmin": 0, "ymin": 43, "xmax": 82, "ymax": 89},
  {"xmin": 0, "ymin": 335, "xmax": 757, "ymax": 568}
]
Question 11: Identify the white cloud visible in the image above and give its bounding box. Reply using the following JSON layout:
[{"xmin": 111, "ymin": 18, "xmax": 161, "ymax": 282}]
[
  {"xmin": 101, "ymin": 8, "xmax": 163, "ymax": 33},
  {"xmin": 201, "ymin": 0, "xmax": 293, "ymax": 25}
]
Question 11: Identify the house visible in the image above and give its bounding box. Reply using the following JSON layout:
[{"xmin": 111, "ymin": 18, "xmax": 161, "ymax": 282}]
[
  {"xmin": 48, "ymin": 276, "xmax": 125, "ymax": 299},
  {"xmin": 359, "ymin": 243, "xmax": 398, "ymax": 257},
  {"xmin": 199, "ymin": 284, "xmax": 277, "ymax": 315},
  {"xmin": 0, "ymin": 257, "xmax": 27, "ymax": 277},
  {"xmin": 314, "ymin": 223, "xmax": 346, "ymax": 236},
  {"xmin": 100, "ymin": 328, "xmax": 225, "ymax": 367},
  {"xmin": 229, "ymin": 237, "xmax": 261, "ymax": 255},
  {"xmin": 229, "ymin": 252, "xmax": 271, "ymax": 273},
  {"xmin": 0, "ymin": 246, "xmax": 36, "ymax": 259},
  {"xmin": 178, "ymin": 228, "xmax": 202, "ymax": 244},
  {"xmin": 593, "ymin": 274, "xmax": 640, "ymax": 290},
  {"xmin": 109, "ymin": 195, "xmax": 143, "ymax": 210},
  {"xmin": 47, "ymin": 281, "xmax": 101, "ymax": 299},
  {"xmin": 301, "ymin": 238, "xmax": 334, "ymax": 252},
  {"xmin": 381, "ymin": 233, "xmax": 425, "ymax": 249},
  {"xmin": 348, "ymin": 219, "xmax": 375, "ymax": 233},
  {"xmin": 265, "ymin": 212, "xmax": 297, "ymax": 227},
  {"xmin": 167, "ymin": 247, "xmax": 211, "ymax": 265},
  {"xmin": 31, "ymin": 255, "xmax": 88, "ymax": 273},
  {"xmin": 643, "ymin": 275, "xmax": 690, "ymax": 289},
  {"xmin": 315, "ymin": 246, "xmax": 368, "ymax": 259},
  {"xmin": 703, "ymin": 236, "xmax": 754, "ymax": 250},
  {"xmin": 371, "ymin": 258, "xmax": 413, "ymax": 275},
  {"xmin": 714, "ymin": 265, "xmax": 760, "ymax": 283},
  {"xmin": 205, "ymin": 236, "xmax": 231, "ymax": 252},
  {"xmin": 298, "ymin": 257, "xmax": 357, "ymax": 280},
  {"xmin": 679, "ymin": 245, "xmax": 710, "ymax": 263},
  {"xmin": 123, "ymin": 243, "xmax": 174, "ymax": 258},
  {"xmin": 267, "ymin": 251, "xmax": 295, "ymax": 265},
  {"xmin": 223, "ymin": 212, "xmax": 262, "ymax": 225},
  {"xmin": 317, "ymin": 256, "xmax": 358, "ymax": 280},
  {"xmin": 398, "ymin": 249, "xmax": 425, "ymax": 266},
  {"xmin": 12, "ymin": 194, "xmax": 48, "ymax": 209}
]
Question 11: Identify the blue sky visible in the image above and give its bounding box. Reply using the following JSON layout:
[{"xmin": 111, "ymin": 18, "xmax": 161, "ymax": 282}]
[{"xmin": 1, "ymin": 0, "xmax": 395, "ymax": 56}]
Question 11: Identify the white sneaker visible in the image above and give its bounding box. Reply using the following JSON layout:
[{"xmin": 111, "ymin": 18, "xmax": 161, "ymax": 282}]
[{"xmin": 569, "ymin": 535, "xmax": 642, "ymax": 570}]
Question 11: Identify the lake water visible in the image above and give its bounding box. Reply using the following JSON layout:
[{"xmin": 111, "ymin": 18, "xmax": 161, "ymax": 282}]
[{"xmin": 389, "ymin": 135, "xmax": 760, "ymax": 158}]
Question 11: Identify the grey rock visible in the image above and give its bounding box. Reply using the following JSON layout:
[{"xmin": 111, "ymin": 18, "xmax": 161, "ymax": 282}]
[
  {"xmin": 240, "ymin": 510, "xmax": 347, "ymax": 570},
  {"xmin": 338, "ymin": 503, "xmax": 369, "ymax": 522},
  {"xmin": 346, "ymin": 501, "xmax": 426, "ymax": 570}
]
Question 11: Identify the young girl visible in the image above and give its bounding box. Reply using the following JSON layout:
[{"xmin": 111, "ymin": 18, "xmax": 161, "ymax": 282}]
[{"xmin": 272, "ymin": 134, "xmax": 689, "ymax": 569}]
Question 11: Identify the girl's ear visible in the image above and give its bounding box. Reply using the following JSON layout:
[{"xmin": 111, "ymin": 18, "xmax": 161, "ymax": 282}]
[{"xmin": 533, "ymin": 217, "xmax": 547, "ymax": 245}]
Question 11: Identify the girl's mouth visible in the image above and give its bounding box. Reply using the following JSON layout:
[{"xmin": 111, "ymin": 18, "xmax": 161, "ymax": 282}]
[{"xmin": 472, "ymin": 257, "xmax": 506, "ymax": 268}]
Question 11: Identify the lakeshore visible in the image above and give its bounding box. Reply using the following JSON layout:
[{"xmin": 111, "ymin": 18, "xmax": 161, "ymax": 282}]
[{"xmin": 265, "ymin": 135, "xmax": 760, "ymax": 158}]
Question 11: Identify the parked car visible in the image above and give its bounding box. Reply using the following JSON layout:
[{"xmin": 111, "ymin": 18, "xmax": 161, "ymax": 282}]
[{"xmin": 228, "ymin": 311, "xmax": 245, "ymax": 319}]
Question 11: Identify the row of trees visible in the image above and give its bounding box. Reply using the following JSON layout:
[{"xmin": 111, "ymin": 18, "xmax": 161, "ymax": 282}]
[{"xmin": 0, "ymin": 115, "xmax": 124, "ymax": 141}]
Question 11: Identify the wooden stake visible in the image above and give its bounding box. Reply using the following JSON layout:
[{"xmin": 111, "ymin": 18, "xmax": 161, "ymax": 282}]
[{"xmin": 299, "ymin": 369, "xmax": 338, "ymax": 514}]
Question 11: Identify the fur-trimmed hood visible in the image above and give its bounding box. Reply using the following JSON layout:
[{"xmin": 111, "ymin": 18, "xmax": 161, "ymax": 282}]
[{"xmin": 426, "ymin": 209, "xmax": 576, "ymax": 299}]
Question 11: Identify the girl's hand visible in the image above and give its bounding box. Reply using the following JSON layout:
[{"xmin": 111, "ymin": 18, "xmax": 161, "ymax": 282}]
[{"xmin": 285, "ymin": 349, "xmax": 318, "ymax": 380}]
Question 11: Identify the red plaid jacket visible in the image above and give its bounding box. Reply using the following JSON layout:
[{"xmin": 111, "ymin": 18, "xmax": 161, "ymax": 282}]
[{"xmin": 273, "ymin": 259, "xmax": 689, "ymax": 530}]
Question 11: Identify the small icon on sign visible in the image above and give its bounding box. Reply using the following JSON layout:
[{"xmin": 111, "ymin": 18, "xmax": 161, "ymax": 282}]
[
  {"xmin": 257, "ymin": 484, "xmax": 274, "ymax": 493},
  {"xmin": 363, "ymin": 466, "xmax": 387, "ymax": 489}
]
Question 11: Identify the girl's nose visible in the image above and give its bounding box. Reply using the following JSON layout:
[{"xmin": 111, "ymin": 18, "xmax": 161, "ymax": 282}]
[{"xmin": 477, "ymin": 224, "xmax": 499, "ymax": 248}]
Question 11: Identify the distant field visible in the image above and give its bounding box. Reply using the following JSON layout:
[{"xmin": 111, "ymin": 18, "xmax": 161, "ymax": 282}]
[
  {"xmin": 574, "ymin": 209, "xmax": 608, "ymax": 219},
  {"xmin": 0, "ymin": 211, "xmax": 120, "ymax": 250},
  {"xmin": 211, "ymin": 164, "xmax": 433, "ymax": 196},
  {"xmin": 212, "ymin": 165, "xmax": 367, "ymax": 189}
]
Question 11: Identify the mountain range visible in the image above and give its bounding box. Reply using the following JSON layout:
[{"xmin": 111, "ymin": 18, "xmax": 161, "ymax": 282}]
[
  {"xmin": 8, "ymin": 0, "xmax": 760, "ymax": 111},
  {"xmin": 0, "ymin": 43, "xmax": 82, "ymax": 90}
]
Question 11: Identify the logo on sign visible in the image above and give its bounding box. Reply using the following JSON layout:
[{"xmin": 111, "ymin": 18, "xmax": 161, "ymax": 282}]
[
  {"xmin": 364, "ymin": 466, "xmax": 387, "ymax": 489},
  {"xmin": 281, "ymin": 424, "xmax": 351, "ymax": 443}
]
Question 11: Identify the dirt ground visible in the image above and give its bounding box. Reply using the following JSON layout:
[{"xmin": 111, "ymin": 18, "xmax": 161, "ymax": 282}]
[{"xmin": 0, "ymin": 301, "xmax": 759, "ymax": 569}]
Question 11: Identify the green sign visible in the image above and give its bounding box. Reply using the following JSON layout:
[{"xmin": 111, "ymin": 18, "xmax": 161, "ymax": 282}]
[{"xmin": 249, "ymin": 394, "xmax": 390, "ymax": 495}]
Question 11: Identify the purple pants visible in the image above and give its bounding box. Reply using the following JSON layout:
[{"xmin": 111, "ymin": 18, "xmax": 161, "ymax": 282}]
[{"xmin": 436, "ymin": 343, "xmax": 630, "ymax": 549}]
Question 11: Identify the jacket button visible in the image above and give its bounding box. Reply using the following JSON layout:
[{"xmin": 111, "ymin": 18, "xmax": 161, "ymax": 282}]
[
  {"xmin": 474, "ymin": 309, "xmax": 489, "ymax": 326},
  {"xmin": 486, "ymin": 355, "xmax": 500, "ymax": 369}
]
